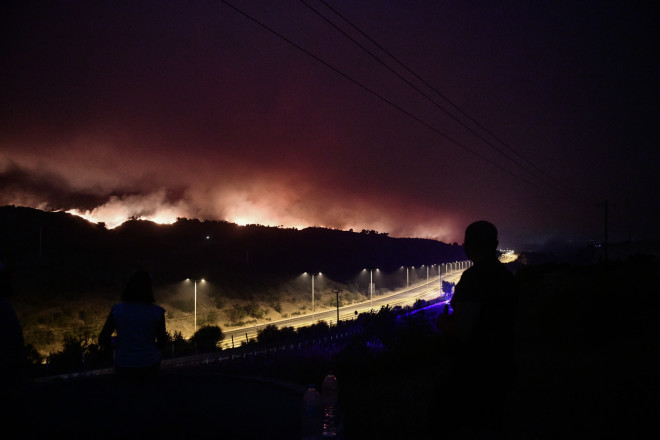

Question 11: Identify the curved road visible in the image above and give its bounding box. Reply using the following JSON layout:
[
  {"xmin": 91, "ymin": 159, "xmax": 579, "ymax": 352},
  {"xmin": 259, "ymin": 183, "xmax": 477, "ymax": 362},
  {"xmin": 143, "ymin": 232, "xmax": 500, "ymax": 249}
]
[{"xmin": 219, "ymin": 267, "xmax": 467, "ymax": 349}]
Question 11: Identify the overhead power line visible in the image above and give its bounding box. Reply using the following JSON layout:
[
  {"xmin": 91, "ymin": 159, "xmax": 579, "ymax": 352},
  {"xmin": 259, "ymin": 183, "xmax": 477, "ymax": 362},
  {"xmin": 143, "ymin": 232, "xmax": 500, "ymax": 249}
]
[
  {"xmin": 219, "ymin": 0, "xmax": 580, "ymax": 201},
  {"xmin": 305, "ymin": 0, "xmax": 582, "ymax": 202}
]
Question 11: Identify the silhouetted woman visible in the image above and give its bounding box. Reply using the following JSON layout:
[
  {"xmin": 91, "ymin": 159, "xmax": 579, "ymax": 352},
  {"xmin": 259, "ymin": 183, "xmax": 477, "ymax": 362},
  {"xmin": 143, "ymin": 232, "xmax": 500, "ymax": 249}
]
[
  {"xmin": 0, "ymin": 261, "xmax": 26, "ymax": 390},
  {"xmin": 99, "ymin": 270, "xmax": 167, "ymax": 379}
]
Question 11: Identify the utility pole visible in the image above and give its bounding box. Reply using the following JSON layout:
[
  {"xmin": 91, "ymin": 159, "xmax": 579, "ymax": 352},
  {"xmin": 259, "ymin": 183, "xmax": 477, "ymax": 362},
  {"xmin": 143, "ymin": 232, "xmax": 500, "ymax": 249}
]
[{"xmin": 332, "ymin": 289, "xmax": 342, "ymax": 324}]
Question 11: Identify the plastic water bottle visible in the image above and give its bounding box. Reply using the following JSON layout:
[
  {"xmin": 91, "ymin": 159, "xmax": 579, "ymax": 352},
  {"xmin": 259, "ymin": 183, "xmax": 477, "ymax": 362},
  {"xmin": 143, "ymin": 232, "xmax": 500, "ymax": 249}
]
[
  {"xmin": 321, "ymin": 372, "xmax": 339, "ymax": 437},
  {"xmin": 301, "ymin": 384, "xmax": 323, "ymax": 440}
]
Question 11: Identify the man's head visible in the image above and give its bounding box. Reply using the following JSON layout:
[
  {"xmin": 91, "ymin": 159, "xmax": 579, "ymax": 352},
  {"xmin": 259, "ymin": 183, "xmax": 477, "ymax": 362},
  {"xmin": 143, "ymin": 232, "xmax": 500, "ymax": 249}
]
[{"xmin": 463, "ymin": 221, "xmax": 498, "ymax": 262}]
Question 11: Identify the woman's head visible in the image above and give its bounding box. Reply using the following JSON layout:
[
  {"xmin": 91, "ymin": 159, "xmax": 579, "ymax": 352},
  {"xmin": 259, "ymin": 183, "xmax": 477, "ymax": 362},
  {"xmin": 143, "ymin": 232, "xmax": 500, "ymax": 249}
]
[{"xmin": 121, "ymin": 270, "xmax": 155, "ymax": 303}]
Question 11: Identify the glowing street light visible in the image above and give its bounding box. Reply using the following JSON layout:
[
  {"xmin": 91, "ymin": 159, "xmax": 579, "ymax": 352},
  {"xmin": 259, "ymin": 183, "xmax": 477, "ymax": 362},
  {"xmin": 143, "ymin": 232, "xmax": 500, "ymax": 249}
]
[
  {"xmin": 438, "ymin": 263, "xmax": 442, "ymax": 288},
  {"xmin": 304, "ymin": 272, "xmax": 321, "ymax": 321},
  {"xmin": 363, "ymin": 268, "xmax": 378, "ymax": 307},
  {"xmin": 186, "ymin": 278, "xmax": 205, "ymax": 333},
  {"xmin": 401, "ymin": 266, "xmax": 412, "ymax": 287}
]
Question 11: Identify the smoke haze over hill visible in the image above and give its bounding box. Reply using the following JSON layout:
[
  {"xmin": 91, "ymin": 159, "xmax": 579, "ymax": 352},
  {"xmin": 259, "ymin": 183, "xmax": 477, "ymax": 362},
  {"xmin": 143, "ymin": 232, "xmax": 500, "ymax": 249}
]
[{"xmin": 1, "ymin": 1, "xmax": 658, "ymax": 250}]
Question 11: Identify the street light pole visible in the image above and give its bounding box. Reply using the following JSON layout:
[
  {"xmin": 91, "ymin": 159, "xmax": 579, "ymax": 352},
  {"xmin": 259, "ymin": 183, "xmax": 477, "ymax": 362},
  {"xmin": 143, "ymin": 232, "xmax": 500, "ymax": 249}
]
[
  {"xmin": 186, "ymin": 278, "xmax": 205, "ymax": 334},
  {"xmin": 333, "ymin": 289, "xmax": 342, "ymax": 324},
  {"xmin": 438, "ymin": 263, "xmax": 442, "ymax": 290},
  {"xmin": 370, "ymin": 269, "xmax": 373, "ymax": 306},
  {"xmin": 363, "ymin": 268, "xmax": 377, "ymax": 308},
  {"xmin": 306, "ymin": 272, "xmax": 321, "ymax": 321},
  {"xmin": 401, "ymin": 266, "xmax": 411, "ymax": 288}
]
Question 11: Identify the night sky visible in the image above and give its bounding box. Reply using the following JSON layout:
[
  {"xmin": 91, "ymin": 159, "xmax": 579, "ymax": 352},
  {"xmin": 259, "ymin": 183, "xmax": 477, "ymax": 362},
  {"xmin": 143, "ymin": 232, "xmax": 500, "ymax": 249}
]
[{"xmin": 1, "ymin": 1, "xmax": 657, "ymax": 250}]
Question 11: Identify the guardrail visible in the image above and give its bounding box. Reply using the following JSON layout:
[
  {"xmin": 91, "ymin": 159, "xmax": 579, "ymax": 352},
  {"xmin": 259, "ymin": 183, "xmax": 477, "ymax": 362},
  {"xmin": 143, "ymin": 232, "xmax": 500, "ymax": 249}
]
[
  {"xmin": 35, "ymin": 323, "xmax": 364, "ymax": 382},
  {"xmin": 164, "ymin": 325, "xmax": 363, "ymax": 370}
]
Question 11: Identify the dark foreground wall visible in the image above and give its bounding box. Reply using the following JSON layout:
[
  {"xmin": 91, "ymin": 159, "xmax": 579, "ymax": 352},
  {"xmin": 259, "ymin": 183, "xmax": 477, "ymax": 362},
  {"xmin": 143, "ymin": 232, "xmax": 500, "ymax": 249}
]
[{"xmin": 3, "ymin": 369, "xmax": 305, "ymax": 440}]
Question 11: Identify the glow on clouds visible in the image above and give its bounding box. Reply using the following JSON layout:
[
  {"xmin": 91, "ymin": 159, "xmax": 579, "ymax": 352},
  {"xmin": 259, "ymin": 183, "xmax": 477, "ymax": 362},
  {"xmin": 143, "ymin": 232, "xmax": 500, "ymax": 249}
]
[{"xmin": 67, "ymin": 190, "xmax": 188, "ymax": 229}]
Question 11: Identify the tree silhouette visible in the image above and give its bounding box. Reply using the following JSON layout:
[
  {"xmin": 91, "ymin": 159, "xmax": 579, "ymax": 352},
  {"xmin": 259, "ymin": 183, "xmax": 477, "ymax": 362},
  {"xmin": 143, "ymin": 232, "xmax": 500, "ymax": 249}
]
[{"xmin": 190, "ymin": 325, "xmax": 224, "ymax": 353}]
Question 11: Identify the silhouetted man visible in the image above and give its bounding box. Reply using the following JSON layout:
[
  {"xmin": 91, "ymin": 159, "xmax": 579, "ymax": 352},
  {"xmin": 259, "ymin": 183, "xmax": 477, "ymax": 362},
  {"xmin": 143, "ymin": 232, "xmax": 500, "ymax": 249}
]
[{"xmin": 436, "ymin": 221, "xmax": 519, "ymax": 439}]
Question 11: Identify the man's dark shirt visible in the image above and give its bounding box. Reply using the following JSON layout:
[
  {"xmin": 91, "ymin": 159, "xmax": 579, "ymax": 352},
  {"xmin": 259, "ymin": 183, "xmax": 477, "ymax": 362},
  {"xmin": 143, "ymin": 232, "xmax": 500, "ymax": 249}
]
[{"xmin": 449, "ymin": 257, "xmax": 519, "ymax": 387}]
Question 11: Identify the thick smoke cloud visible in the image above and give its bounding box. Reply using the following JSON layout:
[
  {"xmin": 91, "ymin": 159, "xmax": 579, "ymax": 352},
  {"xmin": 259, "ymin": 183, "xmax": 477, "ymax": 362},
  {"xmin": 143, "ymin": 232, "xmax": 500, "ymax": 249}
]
[
  {"xmin": 0, "ymin": 161, "xmax": 109, "ymax": 211},
  {"xmin": 1, "ymin": 1, "xmax": 657, "ymax": 250}
]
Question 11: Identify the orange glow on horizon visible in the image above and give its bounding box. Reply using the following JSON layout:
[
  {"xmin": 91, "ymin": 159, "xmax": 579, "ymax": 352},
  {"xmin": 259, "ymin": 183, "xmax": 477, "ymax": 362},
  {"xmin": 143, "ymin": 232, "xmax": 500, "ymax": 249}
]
[
  {"xmin": 63, "ymin": 190, "xmax": 185, "ymax": 228},
  {"xmin": 50, "ymin": 186, "xmax": 460, "ymax": 242},
  {"xmin": 63, "ymin": 205, "xmax": 455, "ymax": 241},
  {"xmin": 66, "ymin": 208, "xmax": 178, "ymax": 229}
]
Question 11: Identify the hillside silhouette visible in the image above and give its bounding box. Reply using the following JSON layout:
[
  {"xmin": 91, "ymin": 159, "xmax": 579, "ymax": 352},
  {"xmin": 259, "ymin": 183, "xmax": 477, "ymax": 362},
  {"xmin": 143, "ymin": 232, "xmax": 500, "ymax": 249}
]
[
  {"xmin": 1, "ymin": 205, "xmax": 467, "ymax": 355},
  {"xmin": 0, "ymin": 205, "xmax": 464, "ymax": 299}
]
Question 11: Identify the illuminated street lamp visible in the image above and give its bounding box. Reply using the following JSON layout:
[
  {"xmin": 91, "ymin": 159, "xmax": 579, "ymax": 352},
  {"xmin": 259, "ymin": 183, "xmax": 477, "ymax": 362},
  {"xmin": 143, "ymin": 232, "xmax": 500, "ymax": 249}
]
[
  {"xmin": 401, "ymin": 266, "xmax": 412, "ymax": 287},
  {"xmin": 186, "ymin": 278, "xmax": 205, "ymax": 333},
  {"xmin": 363, "ymin": 268, "xmax": 378, "ymax": 307},
  {"xmin": 304, "ymin": 272, "xmax": 321, "ymax": 321},
  {"xmin": 438, "ymin": 263, "xmax": 442, "ymax": 288}
]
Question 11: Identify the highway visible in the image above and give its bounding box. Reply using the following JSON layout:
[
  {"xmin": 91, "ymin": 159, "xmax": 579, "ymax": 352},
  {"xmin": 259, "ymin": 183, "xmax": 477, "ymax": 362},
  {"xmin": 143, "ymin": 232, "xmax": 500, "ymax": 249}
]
[{"xmin": 219, "ymin": 267, "xmax": 467, "ymax": 349}]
